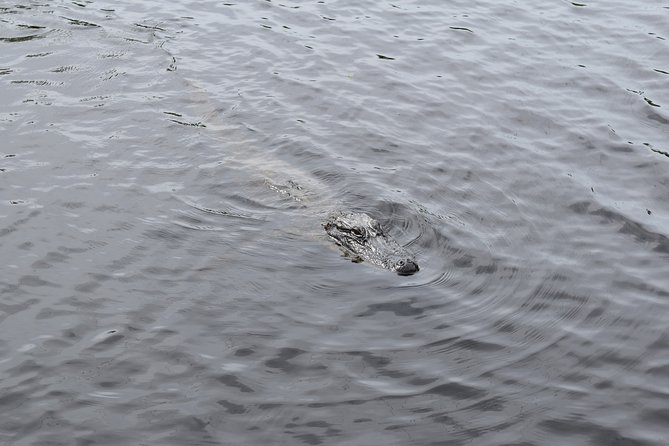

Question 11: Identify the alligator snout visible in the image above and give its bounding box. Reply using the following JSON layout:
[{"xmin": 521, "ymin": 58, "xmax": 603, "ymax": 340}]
[{"xmin": 394, "ymin": 259, "xmax": 419, "ymax": 276}]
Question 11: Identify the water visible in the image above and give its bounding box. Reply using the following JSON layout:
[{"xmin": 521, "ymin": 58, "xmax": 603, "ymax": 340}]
[{"xmin": 1, "ymin": 1, "xmax": 668, "ymax": 444}]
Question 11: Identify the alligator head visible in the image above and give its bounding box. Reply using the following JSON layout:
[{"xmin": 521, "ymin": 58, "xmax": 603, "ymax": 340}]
[{"xmin": 324, "ymin": 212, "xmax": 419, "ymax": 276}]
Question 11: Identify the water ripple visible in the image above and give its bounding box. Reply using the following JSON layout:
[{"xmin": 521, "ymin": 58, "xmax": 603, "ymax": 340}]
[{"xmin": 1, "ymin": 0, "xmax": 668, "ymax": 445}]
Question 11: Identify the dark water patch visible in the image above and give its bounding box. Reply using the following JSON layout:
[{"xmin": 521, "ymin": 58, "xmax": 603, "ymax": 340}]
[
  {"xmin": 305, "ymin": 398, "xmax": 367, "ymax": 409},
  {"xmin": 642, "ymin": 408, "xmax": 669, "ymax": 427},
  {"xmin": 217, "ymin": 400, "xmax": 247, "ymax": 414},
  {"xmin": 284, "ymin": 419, "xmax": 342, "ymax": 445},
  {"xmin": 0, "ymin": 297, "xmax": 39, "ymax": 322},
  {"xmin": 613, "ymin": 280, "xmax": 669, "ymax": 299},
  {"xmin": 648, "ymin": 332, "xmax": 669, "ymax": 351},
  {"xmin": 59, "ymin": 16, "xmax": 100, "ymax": 27},
  {"xmin": 16, "ymin": 24, "xmax": 46, "ymax": 29},
  {"xmin": 169, "ymin": 118, "xmax": 206, "ymax": 127},
  {"xmin": 452, "ymin": 338, "xmax": 506, "ymax": 353},
  {"xmin": 265, "ymin": 348, "xmax": 327, "ymax": 374},
  {"xmin": 0, "ymin": 392, "xmax": 25, "ymax": 409},
  {"xmin": 468, "ymin": 396, "xmax": 506, "ymax": 412},
  {"xmin": 234, "ymin": 348, "xmax": 255, "ymax": 357},
  {"xmin": 644, "ymin": 97, "xmax": 661, "ymax": 107},
  {"xmin": 569, "ymin": 201, "xmax": 669, "ymax": 253},
  {"xmin": 134, "ymin": 22, "xmax": 166, "ymax": 31},
  {"xmin": 644, "ymin": 109, "xmax": 668, "ymax": 127},
  {"xmin": 449, "ymin": 26, "xmax": 473, "ymax": 32},
  {"xmin": 215, "ymin": 374, "xmax": 255, "ymax": 393},
  {"xmin": 0, "ymin": 33, "xmax": 46, "ymax": 42},
  {"xmin": 356, "ymin": 297, "xmax": 425, "ymax": 317},
  {"xmin": 649, "ymin": 147, "xmax": 669, "ymax": 158},
  {"xmin": 10, "ymin": 79, "xmax": 63, "ymax": 86},
  {"xmin": 539, "ymin": 417, "xmax": 651, "ymax": 446},
  {"xmin": 426, "ymin": 382, "xmax": 486, "ymax": 400},
  {"xmin": 646, "ymin": 364, "xmax": 669, "ymax": 377},
  {"xmin": 143, "ymin": 227, "xmax": 187, "ymax": 244},
  {"xmin": 18, "ymin": 275, "xmax": 61, "ymax": 288},
  {"xmin": 31, "ymin": 251, "xmax": 69, "ymax": 269}
]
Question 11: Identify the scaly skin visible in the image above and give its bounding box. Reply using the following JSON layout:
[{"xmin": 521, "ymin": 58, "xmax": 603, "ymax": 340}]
[{"xmin": 324, "ymin": 212, "xmax": 419, "ymax": 276}]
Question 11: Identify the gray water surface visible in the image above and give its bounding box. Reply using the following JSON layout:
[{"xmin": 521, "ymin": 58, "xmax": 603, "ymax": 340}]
[{"xmin": 1, "ymin": 1, "xmax": 668, "ymax": 445}]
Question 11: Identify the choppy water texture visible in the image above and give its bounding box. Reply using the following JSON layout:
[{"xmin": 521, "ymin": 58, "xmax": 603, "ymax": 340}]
[{"xmin": 1, "ymin": 0, "xmax": 668, "ymax": 445}]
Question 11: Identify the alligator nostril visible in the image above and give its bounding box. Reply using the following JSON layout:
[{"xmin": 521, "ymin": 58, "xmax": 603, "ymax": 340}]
[{"xmin": 396, "ymin": 260, "xmax": 419, "ymax": 276}]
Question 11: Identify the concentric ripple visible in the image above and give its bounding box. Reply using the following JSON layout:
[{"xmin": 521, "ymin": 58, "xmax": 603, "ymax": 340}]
[{"xmin": 1, "ymin": 1, "xmax": 668, "ymax": 445}]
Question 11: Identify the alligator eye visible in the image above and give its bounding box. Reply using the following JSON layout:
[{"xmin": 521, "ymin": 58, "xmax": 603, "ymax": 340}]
[{"xmin": 351, "ymin": 228, "xmax": 364, "ymax": 238}]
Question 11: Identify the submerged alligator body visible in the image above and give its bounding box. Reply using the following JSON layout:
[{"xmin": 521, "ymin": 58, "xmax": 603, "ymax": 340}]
[
  {"xmin": 324, "ymin": 212, "xmax": 419, "ymax": 276},
  {"xmin": 181, "ymin": 81, "xmax": 418, "ymax": 276}
]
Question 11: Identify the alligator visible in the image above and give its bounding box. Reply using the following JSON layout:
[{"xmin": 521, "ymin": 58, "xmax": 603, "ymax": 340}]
[
  {"xmin": 324, "ymin": 212, "xmax": 419, "ymax": 276},
  {"xmin": 176, "ymin": 80, "xmax": 419, "ymax": 276}
]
